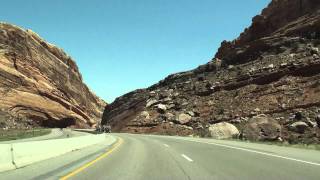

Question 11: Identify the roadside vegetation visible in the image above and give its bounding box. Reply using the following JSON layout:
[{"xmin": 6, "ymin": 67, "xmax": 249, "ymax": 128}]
[{"xmin": 0, "ymin": 128, "xmax": 51, "ymax": 141}]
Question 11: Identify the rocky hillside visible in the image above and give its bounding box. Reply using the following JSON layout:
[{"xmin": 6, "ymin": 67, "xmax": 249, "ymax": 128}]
[
  {"xmin": 102, "ymin": 0, "xmax": 320, "ymax": 144},
  {"xmin": 0, "ymin": 23, "xmax": 106, "ymax": 129}
]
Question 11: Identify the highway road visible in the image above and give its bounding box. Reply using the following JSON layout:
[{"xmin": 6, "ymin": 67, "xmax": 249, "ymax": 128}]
[{"xmin": 1, "ymin": 133, "xmax": 320, "ymax": 180}]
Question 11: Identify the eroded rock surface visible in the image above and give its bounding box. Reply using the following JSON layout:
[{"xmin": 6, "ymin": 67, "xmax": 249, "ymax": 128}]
[
  {"xmin": 102, "ymin": 0, "xmax": 320, "ymax": 143},
  {"xmin": 0, "ymin": 23, "xmax": 106, "ymax": 129}
]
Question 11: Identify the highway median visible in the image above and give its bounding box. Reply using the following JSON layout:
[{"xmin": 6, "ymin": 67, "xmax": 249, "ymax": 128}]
[{"xmin": 0, "ymin": 133, "xmax": 115, "ymax": 172}]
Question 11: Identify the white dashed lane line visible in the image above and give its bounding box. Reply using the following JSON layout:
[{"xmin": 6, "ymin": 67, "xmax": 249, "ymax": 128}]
[
  {"xmin": 181, "ymin": 154, "xmax": 193, "ymax": 162},
  {"xmin": 180, "ymin": 139, "xmax": 320, "ymax": 166},
  {"xmin": 163, "ymin": 144, "xmax": 170, "ymax": 148}
]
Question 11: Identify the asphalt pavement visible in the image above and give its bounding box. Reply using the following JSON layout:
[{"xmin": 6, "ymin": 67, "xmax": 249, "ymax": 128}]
[{"xmin": 1, "ymin": 133, "xmax": 320, "ymax": 180}]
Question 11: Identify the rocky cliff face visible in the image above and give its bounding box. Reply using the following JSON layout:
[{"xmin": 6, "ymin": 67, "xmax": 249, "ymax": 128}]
[
  {"xmin": 0, "ymin": 23, "xmax": 106, "ymax": 129},
  {"xmin": 102, "ymin": 0, "xmax": 320, "ymax": 144}
]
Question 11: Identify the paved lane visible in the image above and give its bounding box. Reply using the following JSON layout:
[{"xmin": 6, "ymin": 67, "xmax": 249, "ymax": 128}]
[
  {"xmin": 66, "ymin": 134, "xmax": 204, "ymax": 180},
  {"xmin": 65, "ymin": 134, "xmax": 320, "ymax": 180},
  {"xmin": 1, "ymin": 133, "xmax": 320, "ymax": 180}
]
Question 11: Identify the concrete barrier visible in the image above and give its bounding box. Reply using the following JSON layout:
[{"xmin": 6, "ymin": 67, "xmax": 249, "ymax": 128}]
[
  {"xmin": 0, "ymin": 144, "xmax": 15, "ymax": 172},
  {"xmin": 0, "ymin": 134, "xmax": 108, "ymax": 172},
  {"xmin": 12, "ymin": 134, "xmax": 106, "ymax": 168}
]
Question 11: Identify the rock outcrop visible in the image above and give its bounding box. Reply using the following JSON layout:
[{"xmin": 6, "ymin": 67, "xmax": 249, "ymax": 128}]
[
  {"xmin": 102, "ymin": 0, "xmax": 320, "ymax": 143},
  {"xmin": 0, "ymin": 23, "xmax": 106, "ymax": 129}
]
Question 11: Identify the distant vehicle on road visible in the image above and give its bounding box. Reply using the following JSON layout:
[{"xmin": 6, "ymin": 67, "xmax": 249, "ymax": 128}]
[{"xmin": 96, "ymin": 125, "xmax": 111, "ymax": 133}]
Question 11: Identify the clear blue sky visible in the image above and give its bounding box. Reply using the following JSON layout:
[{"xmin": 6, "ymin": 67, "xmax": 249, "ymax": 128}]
[{"xmin": 1, "ymin": 0, "xmax": 270, "ymax": 102}]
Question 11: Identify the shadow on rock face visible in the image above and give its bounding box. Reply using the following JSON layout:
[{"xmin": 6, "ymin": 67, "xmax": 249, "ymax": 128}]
[{"xmin": 41, "ymin": 118, "xmax": 76, "ymax": 128}]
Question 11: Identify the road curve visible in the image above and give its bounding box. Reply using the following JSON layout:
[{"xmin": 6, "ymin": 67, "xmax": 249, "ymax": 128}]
[
  {"xmin": 64, "ymin": 134, "xmax": 320, "ymax": 180},
  {"xmin": 1, "ymin": 133, "xmax": 320, "ymax": 180}
]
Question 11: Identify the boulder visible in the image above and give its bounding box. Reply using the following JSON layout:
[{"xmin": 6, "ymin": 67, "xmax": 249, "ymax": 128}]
[
  {"xmin": 310, "ymin": 47, "xmax": 319, "ymax": 55},
  {"xmin": 162, "ymin": 97, "xmax": 172, "ymax": 103},
  {"xmin": 187, "ymin": 111, "xmax": 195, "ymax": 117},
  {"xmin": 289, "ymin": 121, "xmax": 309, "ymax": 133},
  {"xmin": 268, "ymin": 64, "xmax": 274, "ymax": 69},
  {"xmin": 165, "ymin": 112, "xmax": 175, "ymax": 121},
  {"xmin": 254, "ymin": 108, "xmax": 261, "ymax": 112},
  {"xmin": 227, "ymin": 65, "xmax": 235, "ymax": 70},
  {"xmin": 159, "ymin": 91, "xmax": 170, "ymax": 99},
  {"xmin": 146, "ymin": 99, "xmax": 159, "ymax": 108},
  {"xmin": 149, "ymin": 91, "xmax": 156, "ymax": 95},
  {"xmin": 316, "ymin": 115, "xmax": 320, "ymax": 127},
  {"xmin": 140, "ymin": 111, "xmax": 150, "ymax": 119},
  {"xmin": 306, "ymin": 119, "xmax": 317, "ymax": 128},
  {"xmin": 176, "ymin": 113, "xmax": 192, "ymax": 124},
  {"xmin": 208, "ymin": 122, "xmax": 240, "ymax": 139},
  {"xmin": 294, "ymin": 112, "xmax": 303, "ymax": 120},
  {"xmin": 167, "ymin": 104, "xmax": 176, "ymax": 109},
  {"xmin": 156, "ymin": 104, "xmax": 167, "ymax": 113},
  {"xmin": 182, "ymin": 125, "xmax": 193, "ymax": 130},
  {"xmin": 243, "ymin": 116, "xmax": 281, "ymax": 141}
]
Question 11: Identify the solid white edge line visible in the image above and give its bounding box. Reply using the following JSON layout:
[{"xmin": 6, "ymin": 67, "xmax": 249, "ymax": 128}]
[
  {"xmin": 179, "ymin": 138, "xmax": 320, "ymax": 166},
  {"xmin": 181, "ymin": 154, "xmax": 193, "ymax": 162}
]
